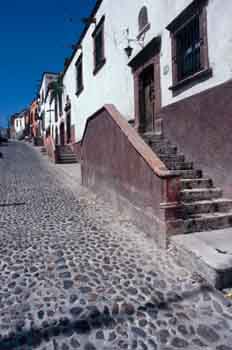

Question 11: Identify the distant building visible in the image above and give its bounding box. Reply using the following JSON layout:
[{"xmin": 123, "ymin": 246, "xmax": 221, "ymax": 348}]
[
  {"xmin": 38, "ymin": 72, "xmax": 59, "ymax": 141},
  {"xmin": 10, "ymin": 109, "xmax": 29, "ymax": 140}
]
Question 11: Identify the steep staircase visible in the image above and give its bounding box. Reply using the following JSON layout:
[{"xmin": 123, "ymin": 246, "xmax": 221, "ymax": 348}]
[
  {"xmin": 56, "ymin": 145, "xmax": 78, "ymax": 164},
  {"xmin": 142, "ymin": 132, "xmax": 232, "ymax": 235}
]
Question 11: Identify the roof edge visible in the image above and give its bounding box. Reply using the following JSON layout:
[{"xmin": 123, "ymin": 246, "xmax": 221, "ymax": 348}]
[{"xmin": 62, "ymin": 0, "xmax": 103, "ymax": 77}]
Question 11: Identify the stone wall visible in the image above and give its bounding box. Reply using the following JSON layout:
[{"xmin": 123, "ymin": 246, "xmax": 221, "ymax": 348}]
[
  {"xmin": 71, "ymin": 141, "xmax": 82, "ymax": 162},
  {"xmin": 81, "ymin": 105, "xmax": 180, "ymax": 247}
]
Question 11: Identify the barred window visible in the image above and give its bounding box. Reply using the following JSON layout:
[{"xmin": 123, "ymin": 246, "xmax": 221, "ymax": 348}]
[
  {"xmin": 167, "ymin": 0, "xmax": 211, "ymax": 91},
  {"xmin": 176, "ymin": 15, "xmax": 201, "ymax": 81}
]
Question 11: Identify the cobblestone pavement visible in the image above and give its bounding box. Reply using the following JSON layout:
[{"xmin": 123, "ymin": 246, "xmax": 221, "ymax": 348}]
[{"xmin": 0, "ymin": 141, "xmax": 232, "ymax": 350}]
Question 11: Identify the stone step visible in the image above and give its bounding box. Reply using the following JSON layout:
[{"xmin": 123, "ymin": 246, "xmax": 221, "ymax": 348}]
[
  {"xmin": 178, "ymin": 169, "xmax": 203, "ymax": 179},
  {"xmin": 180, "ymin": 188, "xmax": 222, "ymax": 202},
  {"xmin": 165, "ymin": 160, "xmax": 193, "ymax": 171},
  {"xmin": 181, "ymin": 198, "xmax": 232, "ymax": 216},
  {"xmin": 59, "ymin": 158, "xmax": 77, "ymax": 163},
  {"xmin": 152, "ymin": 144, "xmax": 178, "ymax": 155},
  {"xmin": 159, "ymin": 154, "xmax": 185, "ymax": 163},
  {"xmin": 58, "ymin": 159, "xmax": 78, "ymax": 164},
  {"xmin": 58, "ymin": 150, "xmax": 74, "ymax": 155},
  {"xmin": 142, "ymin": 132, "xmax": 165, "ymax": 141},
  {"xmin": 58, "ymin": 146, "xmax": 74, "ymax": 154},
  {"xmin": 41, "ymin": 147, "xmax": 47, "ymax": 154},
  {"xmin": 59, "ymin": 154, "xmax": 76, "ymax": 159},
  {"xmin": 167, "ymin": 212, "xmax": 232, "ymax": 236},
  {"xmin": 184, "ymin": 212, "xmax": 232, "ymax": 234},
  {"xmin": 181, "ymin": 178, "xmax": 213, "ymax": 190}
]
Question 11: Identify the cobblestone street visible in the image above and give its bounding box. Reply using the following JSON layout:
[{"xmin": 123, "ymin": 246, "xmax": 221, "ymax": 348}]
[{"xmin": 0, "ymin": 141, "xmax": 232, "ymax": 350}]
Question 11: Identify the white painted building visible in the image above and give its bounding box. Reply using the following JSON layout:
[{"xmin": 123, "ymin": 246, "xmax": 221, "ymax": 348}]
[
  {"xmin": 14, "ymin": 114, "xmax": 25, "ymax": 134},
  {"xmin": 11, "ymin": 110, "xmax": 27, "ymax": 139},
  {"xmin": 38, "ymin": 72, "xmax": 59, "ymax": 140},
  {"xmin": 58, "ymin": 0, "xmax": 232, "ymax": 146}
]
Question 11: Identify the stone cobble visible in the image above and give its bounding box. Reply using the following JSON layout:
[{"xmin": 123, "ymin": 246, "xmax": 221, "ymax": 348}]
[{"xmin": 0, "ymin": 141, "xmax": 231, "ymax": 349}]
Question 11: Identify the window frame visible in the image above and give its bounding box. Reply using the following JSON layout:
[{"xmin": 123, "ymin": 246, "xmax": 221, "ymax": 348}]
[
  {"xmin": 75, "ymin": 54, "xmax": 84, "ymax": 97},
  {"xmin": 167, "ymin": 0, "xmax": 212, "ymax": 93},
  {"xmin": 92, "ymin": 15, "xmax": 106, "ymax": 75}
]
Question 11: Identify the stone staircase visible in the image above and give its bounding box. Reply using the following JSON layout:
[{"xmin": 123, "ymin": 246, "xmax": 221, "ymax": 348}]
[
  {"xmin": 142, "ymin": 132, "xmax": 232, "ymax": 235},
  {"xmin": 56, "ymin": 145, "xmax": 78, "ymax": 164}
]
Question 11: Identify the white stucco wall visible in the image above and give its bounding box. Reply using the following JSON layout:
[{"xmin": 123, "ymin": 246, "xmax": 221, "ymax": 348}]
[{"xmin": 62, "ymin": 0, "xmax": 232, "ymax": 142}]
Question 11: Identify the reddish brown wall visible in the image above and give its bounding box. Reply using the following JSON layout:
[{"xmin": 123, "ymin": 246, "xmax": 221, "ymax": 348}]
[
  {"xmin": 71, "ymin": 141, "xmax": 82, "ymax": 161},
  {"xmin": 159, "ymin": 79, "xmax": 232, "ymax": 198},
  {"xmin": 81, "ymin": 106, "xmax": 180, "ymax": 247}
]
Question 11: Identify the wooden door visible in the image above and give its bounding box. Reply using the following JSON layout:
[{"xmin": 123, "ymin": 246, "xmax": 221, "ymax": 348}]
[
  {"xmin": 60, "ymin": 123, "xmax": 65, "ymax": 146},
  {"xmin": 140, "ymin": 65, "xmax": 154, "ymax": 132},
  {"xmin": 66, "ymin": 112, "xmax": 71, "ymax": 144}
]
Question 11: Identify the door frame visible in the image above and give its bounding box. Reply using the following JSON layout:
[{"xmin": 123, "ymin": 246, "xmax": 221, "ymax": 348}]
[{"xmin": 129, "ymin": 37, "xmax": 161, "ymax": 134}]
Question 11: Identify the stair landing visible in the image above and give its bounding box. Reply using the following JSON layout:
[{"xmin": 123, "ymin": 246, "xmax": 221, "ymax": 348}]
[{"xmin": 171, "ymin": 228, "xmax": 232, "ymax": 289}]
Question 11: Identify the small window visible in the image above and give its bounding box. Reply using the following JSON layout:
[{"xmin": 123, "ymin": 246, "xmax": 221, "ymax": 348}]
[
  {"xmin": 75, "ymin": 54, "xmax": 84, "ymax": 96},
  {"xmin": 92, "ymin": 16, "xmax": 106, "ymax": 75},
  {"xmin": 138, "ymin": 6, "xmax": 148, "ymax": 33}
]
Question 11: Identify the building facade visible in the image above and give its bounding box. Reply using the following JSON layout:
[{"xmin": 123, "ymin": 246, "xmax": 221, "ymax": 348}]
[
  {"xmin": 38, "ymin": 72, "xmax": 59, "ymax": 142},
  {"xmin": 58, "ymin": 0, "xmax": 231, "ymax": 140},
  {"xmin": 10, "ymin": 110, "xmax": 29, "ymax": 140},
  {"xmin": 52, "ymin": 0, "xmax": 232, "ymax": 198}
]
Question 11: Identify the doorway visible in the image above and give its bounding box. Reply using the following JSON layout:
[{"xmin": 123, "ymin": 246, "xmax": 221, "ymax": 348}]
[
  {"xmin": 60, "ymin": 123, "xmax": 65, "ymax": 146},
  {"xmin": 128, "ymin": 36, "xmax": 161, "ymax": 134},
  {"xmin": 66, "ymin": 112, "xmax": 71, "ymax": 144},
  {"xmin": 139, "ymin": 65, "xmax": 154, "ymax": 133}
]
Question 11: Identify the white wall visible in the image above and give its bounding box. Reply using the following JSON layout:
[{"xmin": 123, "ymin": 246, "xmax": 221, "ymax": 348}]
[{"xmin": 62, "ymin": 0, "xmax": 232, "ymax": 142}]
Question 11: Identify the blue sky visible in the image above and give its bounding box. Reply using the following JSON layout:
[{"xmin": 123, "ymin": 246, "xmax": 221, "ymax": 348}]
[{"xmin": 0, "ymin": 0, "xmax": 96, "ymax": 127}]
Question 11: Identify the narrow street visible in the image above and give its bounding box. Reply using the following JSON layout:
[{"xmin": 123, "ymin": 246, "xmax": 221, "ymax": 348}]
[{"xmin": 0, "ymin": 141, "xmax": 232, "ymax": 350}]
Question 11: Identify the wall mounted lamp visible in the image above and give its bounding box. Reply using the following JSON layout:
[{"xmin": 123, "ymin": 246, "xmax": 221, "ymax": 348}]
[{"xmin": 124, "ymin": 28, "xmax": 145, "ymax": 58}]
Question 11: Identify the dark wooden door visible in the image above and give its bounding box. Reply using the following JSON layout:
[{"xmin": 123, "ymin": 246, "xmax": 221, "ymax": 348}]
[
  {"xmin": 66, "ymin": 112, "xmax": 71, "ymax": 144},
  {"xmin": 60, "ymin": 123, "xmax": 65, "ymax": 146},
  {"xmin": 140, "ymin": 65, "xmax": 154, "ymax": 132}
]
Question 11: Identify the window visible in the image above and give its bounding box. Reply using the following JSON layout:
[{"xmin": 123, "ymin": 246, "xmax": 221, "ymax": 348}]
[
  {"xmin": 176, "ymin": 15, "xmax": 201, "ymax": 81},
  {"xmin": 75, "ymin": 54, "xmax": 84, "ymax": 96},
  {"xmin": 167, "ymin": 0, "xmax": 211, "ymax": 91},
  {"xmin": 92, "ymin": 16, "xmax": 106, "ymax": 75},
  {"xmin": 138, "ymin": 6, "xmax": 149, "ymax": 34}
]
